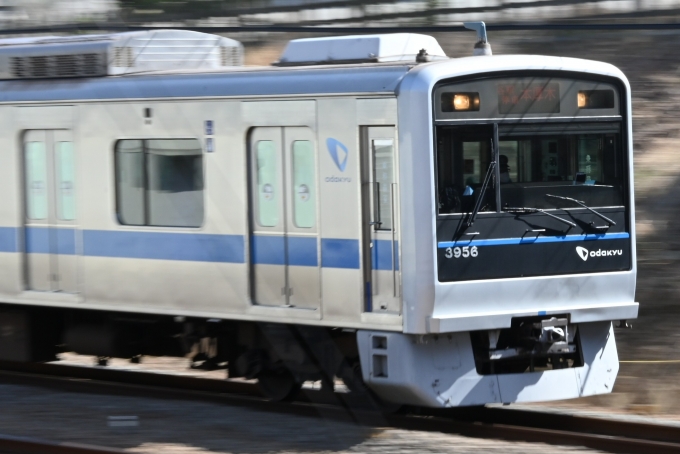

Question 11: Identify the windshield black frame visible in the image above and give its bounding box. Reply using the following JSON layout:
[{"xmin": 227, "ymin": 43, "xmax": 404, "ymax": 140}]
[{"xmin": 433, "ymin": 72, "xmax": 630, "ymax": 222}]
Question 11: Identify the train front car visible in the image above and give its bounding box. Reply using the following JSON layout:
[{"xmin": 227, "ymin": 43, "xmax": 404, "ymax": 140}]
[{"xmin": 359, "ymin": 55, "xmax": 637, "ymax": 407}]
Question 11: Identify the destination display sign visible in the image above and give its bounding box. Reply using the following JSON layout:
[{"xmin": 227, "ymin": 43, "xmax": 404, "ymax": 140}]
[
  {"xmin": 497, "ymin": 82, "xmax": 560, "ymax": 115},
  {"xmin": 497, "ymin": 83, "xmax": 560, "ymax": 115},
  {"xmin": 434, "ymin": 77, "xmax": 621, "ymax": 120}
]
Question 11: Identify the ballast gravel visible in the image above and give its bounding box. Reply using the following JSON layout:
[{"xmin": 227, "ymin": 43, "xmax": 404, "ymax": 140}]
[{"xmin": 0, "ymin": 379, "xmax": 605, "ymax": 454}]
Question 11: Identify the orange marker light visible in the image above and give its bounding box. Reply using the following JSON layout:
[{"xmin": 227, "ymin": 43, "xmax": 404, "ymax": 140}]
[
  {"xmin": 453, "ymin": 94, "xmax": 471, "ymax": 110},
  {"xmin": 577, "ymin": 91, "xmax": 588, "ymax": 108}
]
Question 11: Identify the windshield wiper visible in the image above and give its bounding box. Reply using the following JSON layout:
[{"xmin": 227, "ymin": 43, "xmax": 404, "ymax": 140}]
[
  {"xmin": 503, "ymin": 207, "xmax": 577, "ymax": 228},
  {"xmin": 545, "ymin": 194, "xmax": 616, "ymax": 229},
  {"xmin": 467, "ymin": 159, "xmax": 496, "ymax": 227}
]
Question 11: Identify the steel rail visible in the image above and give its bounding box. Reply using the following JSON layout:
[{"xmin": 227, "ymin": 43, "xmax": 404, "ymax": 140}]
[
  {"xmin": 427, "ymin": 406, "xmax": 680, "ymax": 449},
  {"xmin": 0, "ymin": 433, "xmax": 125, "ymax": 454},
  {"xmin": 0, "ymin": 361, "xmax": 679, "ymax": 453}
]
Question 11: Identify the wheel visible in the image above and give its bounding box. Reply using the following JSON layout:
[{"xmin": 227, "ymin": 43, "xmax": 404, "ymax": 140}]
[
  {"xmin": 339, "ymin": 360, "xmax": 369, "ymax": 394},
  {"xmin": 257, "ymin": 369, "xmax": 302, "ymax": 401},
  {"xmin": 339, "ymin": 360, "xmax": 402, "ymax": 414}
]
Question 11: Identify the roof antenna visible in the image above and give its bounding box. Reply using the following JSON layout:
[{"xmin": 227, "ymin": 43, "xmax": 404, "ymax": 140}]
[{"xmin": 463, "ymin": 21, "xmax": 492, "ymax": 56}]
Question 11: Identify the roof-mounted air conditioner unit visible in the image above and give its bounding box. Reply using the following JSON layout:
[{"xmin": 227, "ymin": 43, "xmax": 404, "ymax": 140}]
[
  {"xmin": 275, "ymin": 33, "xmax": 447, "ymax": 66},
  {"xmin": 0, "ymin": 29, "xmax": 243, "ymax": 80}
]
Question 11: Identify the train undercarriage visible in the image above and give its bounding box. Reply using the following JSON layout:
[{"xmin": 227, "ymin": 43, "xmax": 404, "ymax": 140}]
[
  {"xmin": 0, "ymin": 306, "xmax": 366, "ymax": 402},
  {"xmin": 0, "ymin": 305, "xmax": 621, "ymax": 407}
]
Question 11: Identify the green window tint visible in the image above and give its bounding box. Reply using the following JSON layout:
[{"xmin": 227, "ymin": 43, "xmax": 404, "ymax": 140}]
[
  {"xmin": 373, "ymin": 139, "xmax": 394, "ymax": 231},
  {"xmin": 25, "ymin": 141, "xmax": 48, "ymax": 220},
  {"xmin": 115, "ymin": 140, "xmax": 145, "ymax": 225},
  {"xmin": 256, "ymin": 141, "xmax": 279, "ymax": 227},
  {"xmin": 292, "ymin": 141, "xmax": 315, "ymax": 228},
  {"xmin": 55, "ymin": 141, "xmax": 76, "ymax": 221}
]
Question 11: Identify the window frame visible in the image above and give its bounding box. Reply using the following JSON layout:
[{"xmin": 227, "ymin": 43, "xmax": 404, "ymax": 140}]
[
  {"xmin": 432, "ymin": 71, "xmax": 630, "ymax": 221},
  {"xmin": 114, "ymin": 138, "xmax": 205, "ymax": 229},
  {"xmin": 434, "ymin": 121, "xmax": 626, "ymax": 218}
]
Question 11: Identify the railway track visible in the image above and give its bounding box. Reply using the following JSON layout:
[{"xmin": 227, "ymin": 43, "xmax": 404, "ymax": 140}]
[
  {"xmin": 0, "ymin": 434, "xmax": 125, "ymax": 454},
  {"xmin": 0, "ymin": 361, "xmax": 678, "ymax": 453}
]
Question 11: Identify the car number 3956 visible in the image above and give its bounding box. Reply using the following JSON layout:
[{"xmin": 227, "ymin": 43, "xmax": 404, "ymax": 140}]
[{"xmin": 444, "ymin": 246, "xmax": 478, "ymax": 259}]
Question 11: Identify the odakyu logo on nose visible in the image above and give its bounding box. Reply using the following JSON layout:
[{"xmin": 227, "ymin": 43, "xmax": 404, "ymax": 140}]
[
  {"xmin": 576, "ymin": 246, "xmax": 589, "ymax": 261},
  {"xmin": 326, "ymin": 138, "xmax": 348, "ymax": 172},
  {"xmin": 576, "ymin": 245, "xmax": 623, "ymax": 262}
]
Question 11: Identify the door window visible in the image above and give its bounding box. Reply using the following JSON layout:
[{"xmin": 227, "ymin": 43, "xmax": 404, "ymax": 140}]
[
  {"xmin": 25, "ymin": 141, "xmax": 48, "ymax": 220},
  {"xmin": 256, "ymin": 140, "xmax": 279, "ymax": 227},
  {"xmin": 292, "ymin": 140, "xmax": 315, "ymax": 228},
  {"xmin": 55, "ymin": 141, "xmax": 76, "ymax": 221},
  {"xmin": 373, "ymin": 139, "xmax": 394, "ymax": 230}
]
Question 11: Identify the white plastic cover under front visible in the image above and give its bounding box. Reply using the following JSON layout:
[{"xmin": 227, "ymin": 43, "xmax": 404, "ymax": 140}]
[{"xmin": 358, "ymin": 322, "xmax": 618, "ymax": 407}]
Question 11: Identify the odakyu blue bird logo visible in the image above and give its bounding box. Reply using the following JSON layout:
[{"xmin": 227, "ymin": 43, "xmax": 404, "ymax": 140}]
[{"xmin": 326, "ymin": 138, "xmax": 348, "ymax": 172}]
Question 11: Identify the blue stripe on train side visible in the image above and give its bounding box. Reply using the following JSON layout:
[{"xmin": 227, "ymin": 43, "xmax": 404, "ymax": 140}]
[
  {"xmin": 0, "ymin": 227, "xmax": 17, "ymax": 253},
  {"xmin": 438, "ymin": 232, "xmax": 630, "ymax": 249},
  {"xmin": 287, "ymin": 236, "xmax": 318, "ymax": 267},
  {"xmin": 83, "ymin": 230, "xmax": 245, "ymax": 263},
  {"xmin": 321, "ymin": 238, "xmax": 360, "ymax": 269},
  {"xmin": 25, "ymin": 227, "xmax": 49, "ymax": 254},
  {"xmin": 8, "ymin": 227, "xmax": 365, "ymax": 269},
  {"xmin": 372, "ymin": 239, "xmax": 399, "ymax": 271},
  {"xmin": 25, "ymin": 227, "xmax": 76, "ymax": 255},
  {"xmin": 251, "ymin": 235, "xmax": 285, "ymax": 265},
  {"xmin": 251, "ymin": 235, "xmax": 319, "ymax": 267}
]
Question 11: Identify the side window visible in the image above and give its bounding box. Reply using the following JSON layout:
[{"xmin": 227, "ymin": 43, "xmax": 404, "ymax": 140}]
[
  {"xmin": 115, "ymin": 140, "xmax": 145, "ymax": 225},
  {"xmin": 115, "ymin": 139, "xmax": 204, "ymax": 227},
  {"xmin": 292, "ymin": 140, "xmax": 315, "ymax": 228},
  {"xmin": 256, "ymin": 140, "xmax": 278, "ymax": 227},
  {"xmin": 25, "ymin": 141, "xmax": 48, "ymax": 220}
]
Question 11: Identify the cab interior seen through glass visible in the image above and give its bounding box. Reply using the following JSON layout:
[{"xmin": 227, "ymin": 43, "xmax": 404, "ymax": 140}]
[
  {"xmin": 436, "ymin": 124, "xmax": 625, "ymax": 215},
  {"xmin": 434, "ymin": 75, "xmax": 626, "ymax": 217}
]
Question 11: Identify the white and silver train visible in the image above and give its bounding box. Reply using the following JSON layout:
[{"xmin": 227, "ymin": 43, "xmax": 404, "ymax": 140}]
[{"xmin": 0, "ymin": 26, "xmax": 638, "ymax": 406}]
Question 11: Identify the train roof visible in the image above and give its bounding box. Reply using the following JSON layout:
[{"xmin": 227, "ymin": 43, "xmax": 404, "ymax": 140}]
[
  {"xmin": 0, "ymin": 55, "xmax": 628, "ymax": 104},
  {"xmin": 0, "ymin": 62, "xmax": 414, "ymax": 103},
  {"xmin": 0, "ymin": 27, "xmax": 628, "ymax": 104}
]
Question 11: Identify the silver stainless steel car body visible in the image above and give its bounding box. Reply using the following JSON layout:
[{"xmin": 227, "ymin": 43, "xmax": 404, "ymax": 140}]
[
  {"xmin": 0, "ymin": 32, "xmax": 637, "ymax": 407},
  {"xmin": 397, "ymin": 55, "xmax": 637, "ymax": 335}
]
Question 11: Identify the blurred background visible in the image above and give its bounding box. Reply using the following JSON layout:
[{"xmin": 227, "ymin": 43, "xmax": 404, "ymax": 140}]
[{"xmin": 4, "ymin": 0, "xmax": 680, "ymax": 414}]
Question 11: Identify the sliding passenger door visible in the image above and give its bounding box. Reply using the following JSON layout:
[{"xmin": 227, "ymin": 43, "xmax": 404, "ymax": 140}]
[
  {"xmin": 361, "ymin": 126, "xmax": 400, "ymax": 313},
  {"xmin": 249, "ymin": 127, "xmax": 320, "ymax": 310},
  {"xmin": 23, "ymin": 130, "xmax": 77, "ymax": 293}
]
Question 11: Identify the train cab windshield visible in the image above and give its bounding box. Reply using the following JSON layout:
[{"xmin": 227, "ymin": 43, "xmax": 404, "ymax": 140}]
[
  {"xmin": 437, "ymin": 123, "xmax": 624, "ymax": 214},
  {"xmin": 434, "ymin": 75, "xmax": 627, "ymax": 217}
]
